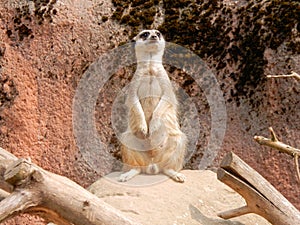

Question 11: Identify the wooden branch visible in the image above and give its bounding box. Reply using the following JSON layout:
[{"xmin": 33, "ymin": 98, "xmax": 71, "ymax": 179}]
[
  {"xmin": 0, "ymin": 189, "xmax": 9, "ymax": 201},
  {"xmin": 0, "ymin": 189, "xmax": 40, "ymax": 221},
  {"xmin": 254, "ymin": 127, "xmax": 300, "ymax": 182},
  {"xmin": 0, "ymin": 147, "xmax": 140, "ymax": 225},
  {"xmin": 0, "ymin": 148, "xmax": 18, "ymax": 193},
  {"xmin": 217, "ymin": 152, "xmax": 300, "ymax": 225},
  {"xmin": 218, "ymin": 204, "xmax": 251, "ymax": 219},
  {"xmin": 0, "ymin": 148, "xmax": 18, "ymax": 161},
  {"xmin": 295, "ymin": 154, "xmax": 300, "ymax": 183},
  {"xmin": 267, "ymin": 71, "xmax": 300, "ymax": 81},
  {"xmin": 254, "ymin": 127, "xmax": 300, "ymax": 156}
]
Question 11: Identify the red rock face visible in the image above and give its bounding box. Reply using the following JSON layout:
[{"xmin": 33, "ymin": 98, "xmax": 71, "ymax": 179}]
[{"xmin": 0, "ymin": 0, "xmax": 299, "ymax": 224}]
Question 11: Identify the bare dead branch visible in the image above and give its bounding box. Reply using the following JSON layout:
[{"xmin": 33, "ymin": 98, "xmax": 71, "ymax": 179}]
[
  {"xmin": 0, "ymin": 189, "xmax": 40, "ymax": 221},
  {"xmin": 0, "ymin": 189, "xmax": 9, "ymax": 201},
  {"xmin": 0, "ymin": 147, "xmax": 140, "ymax": 225},
  {"xmin": 269, "ymin": 127, "xmax": 279, "ymax": 142},
  {"xmin": 218, "ymin": 205, "xmax": 251, "ymax": 220},
  {"xmin": 295, "ymin": 154, "xmax": 300, "ymax": 183},
  {"xmin": 254, "ymin": 127, "xmax": 300, "ymax": 182},
  {"xmin": 217, "ymin": 152, "xmax": 300, "ymax": 225},
  {"xmin": 254, "ymin": 127, "xmax": 300, "ymax": 156},
  {"xmin": 267, "ymin": 71, "xmax": 300, "ymax": 81}
]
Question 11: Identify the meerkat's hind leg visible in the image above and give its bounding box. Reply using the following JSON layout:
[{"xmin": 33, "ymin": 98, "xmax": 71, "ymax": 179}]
[
  {"xmin": 118, "ymin": 168, "xmax": 141, "ymax": 182},
  {"xmin": 163, "ymin": 169, "xmax": 186, "ymax": 183}
]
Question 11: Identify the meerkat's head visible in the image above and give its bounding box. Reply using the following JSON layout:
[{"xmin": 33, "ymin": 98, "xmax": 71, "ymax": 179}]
[{"xmin": 132, "ymin": 29, "xmax": 165, "ymax": 62}]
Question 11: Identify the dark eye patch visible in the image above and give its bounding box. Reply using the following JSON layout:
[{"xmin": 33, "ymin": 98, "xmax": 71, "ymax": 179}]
[
  {"xmin": 156, "ymin": 32, "xmax": 161, "ymax": 38},
  {"xmin": 140, "ymin": 31, "xmax": 150, "ymax": 40}
]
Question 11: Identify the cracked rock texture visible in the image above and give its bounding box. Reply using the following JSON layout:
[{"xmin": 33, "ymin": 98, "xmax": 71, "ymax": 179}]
[{"xmin": 0, "ymin": 0, "xmax": 299, "ymax": 224}]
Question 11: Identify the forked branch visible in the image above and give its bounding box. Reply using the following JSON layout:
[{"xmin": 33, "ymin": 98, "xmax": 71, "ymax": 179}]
[
  {"xmin": 217, "ymin": 152, "xmax": 300, "ymax": 225},
  {"xmin": 254, "ymin": 127, "xmax": 300, "ymax": 182},
  {"xmin": 0, "ymin": 147, "xmax": 140, "ymax": 225}
]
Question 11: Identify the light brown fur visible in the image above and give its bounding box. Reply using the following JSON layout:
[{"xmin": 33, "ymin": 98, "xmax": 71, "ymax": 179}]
[{"xmin": 119, "ymin": 30, "xmax": 187, "ymax": 182}]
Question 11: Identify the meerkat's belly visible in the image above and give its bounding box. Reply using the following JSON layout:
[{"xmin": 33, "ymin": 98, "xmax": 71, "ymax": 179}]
[{"xmin": 137, "ymin": 77, "xmax": 162, "ymax": 123}]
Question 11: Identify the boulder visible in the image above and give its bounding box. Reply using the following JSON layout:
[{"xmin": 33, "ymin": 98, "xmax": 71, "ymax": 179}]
[{"xmin": 88, "ymin": 170, "xmax": 271, "ymax": 225}]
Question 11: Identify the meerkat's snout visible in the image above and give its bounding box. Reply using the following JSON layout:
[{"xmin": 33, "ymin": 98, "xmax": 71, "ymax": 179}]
[{"xmin": 149, "ymin": 33, "xmax": 160, "ymax": 41}]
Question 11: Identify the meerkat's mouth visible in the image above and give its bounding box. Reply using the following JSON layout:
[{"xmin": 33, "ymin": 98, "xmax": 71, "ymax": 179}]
[
  {"xmin": 145, "ymin": 40, "xmax": 162, "ymax": 47},
  {"xmin": 147, "ymin": 40, "xmax": 159, "ymax": 43}
]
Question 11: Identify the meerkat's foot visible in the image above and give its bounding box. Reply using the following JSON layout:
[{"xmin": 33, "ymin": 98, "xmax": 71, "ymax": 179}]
[
  {"xmin": 118, "ymin": 169, "xmax": 141, "ymax": 182},
  {"xmin": 163, "ymin": 169, "xmax": 186, "ymax": 183}
]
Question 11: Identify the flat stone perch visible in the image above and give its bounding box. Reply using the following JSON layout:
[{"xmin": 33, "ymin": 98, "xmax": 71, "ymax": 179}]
[{"xmin": 88, "ymin": 170, "xmax": 271, "ymax": 225}]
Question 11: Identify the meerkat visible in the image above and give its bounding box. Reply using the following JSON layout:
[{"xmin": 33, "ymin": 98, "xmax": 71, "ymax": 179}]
[{"xmin": 118, "ymin": 29, "xmax": 187, "ymax": 183}]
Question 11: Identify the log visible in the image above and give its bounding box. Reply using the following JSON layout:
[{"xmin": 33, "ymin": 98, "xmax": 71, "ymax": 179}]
[
  {"xmin": 0, "ymin": 147, "xmax": 140, "ymax": 225},
  {"xmin": 217, "ymin": 152, "xmax": 300, "ymax": 225}
]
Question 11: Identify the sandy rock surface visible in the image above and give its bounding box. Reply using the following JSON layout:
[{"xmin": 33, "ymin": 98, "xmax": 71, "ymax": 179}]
[{"xmin": 88, "ymin": 170, "xmax": 271, "ymax": 225}]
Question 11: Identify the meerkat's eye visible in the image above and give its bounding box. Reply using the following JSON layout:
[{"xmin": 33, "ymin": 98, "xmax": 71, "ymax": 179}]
[
  {"xmin": 156, "ymin": 32, "xmax": 161, "ymax": 38},
  {"xmin": 140, "ymin": 32, "xmax": 150, "ymax": 39}
]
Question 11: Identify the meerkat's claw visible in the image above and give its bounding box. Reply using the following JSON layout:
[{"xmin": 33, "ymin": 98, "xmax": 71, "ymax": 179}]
[
  {"xmin": 172, "ymin": 172, "xmax": 186, "ymax": 183},
  {"xmin": 138, "ymin": 120, "xmax": 148, "ymax": 136},
  {"xmin": 163, "ymin": 169, "xmax": 186, "ymax": 183},
  {"xmin": 118, "ymin": 169, "xmax": 141, "ymax": 182}
]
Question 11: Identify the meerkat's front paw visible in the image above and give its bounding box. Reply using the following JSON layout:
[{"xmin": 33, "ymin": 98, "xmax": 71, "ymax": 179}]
[
  {"xmin": 137, "ymin": 120, "xmax": 148, "ymax": 137},
  {"xmin": 118, "ymin": 169, "xmax": 141, "ymax": 182}
]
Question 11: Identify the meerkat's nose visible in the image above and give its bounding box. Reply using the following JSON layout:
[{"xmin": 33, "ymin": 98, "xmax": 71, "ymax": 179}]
[{"xmin": 150, "ymin": 35, "xmax": 158, "ymax": 40}]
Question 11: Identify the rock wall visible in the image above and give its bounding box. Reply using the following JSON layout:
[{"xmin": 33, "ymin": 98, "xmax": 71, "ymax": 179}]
[{"xmin": 0, "ymin": 0, "xmax": 299, "ymax": 224}]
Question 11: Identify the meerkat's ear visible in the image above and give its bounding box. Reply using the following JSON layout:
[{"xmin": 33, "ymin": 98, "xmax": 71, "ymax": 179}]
[
  {"xmin": 131, "ymin": 36, "xmax": 137, "ymax": 42},
  {"xmin": 131, "ymin": 36, "xmax": 137, "ymax": 50},
  {"xmin": 130, "ymin": 37, "xmax": 136, "ymax": 50}
]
